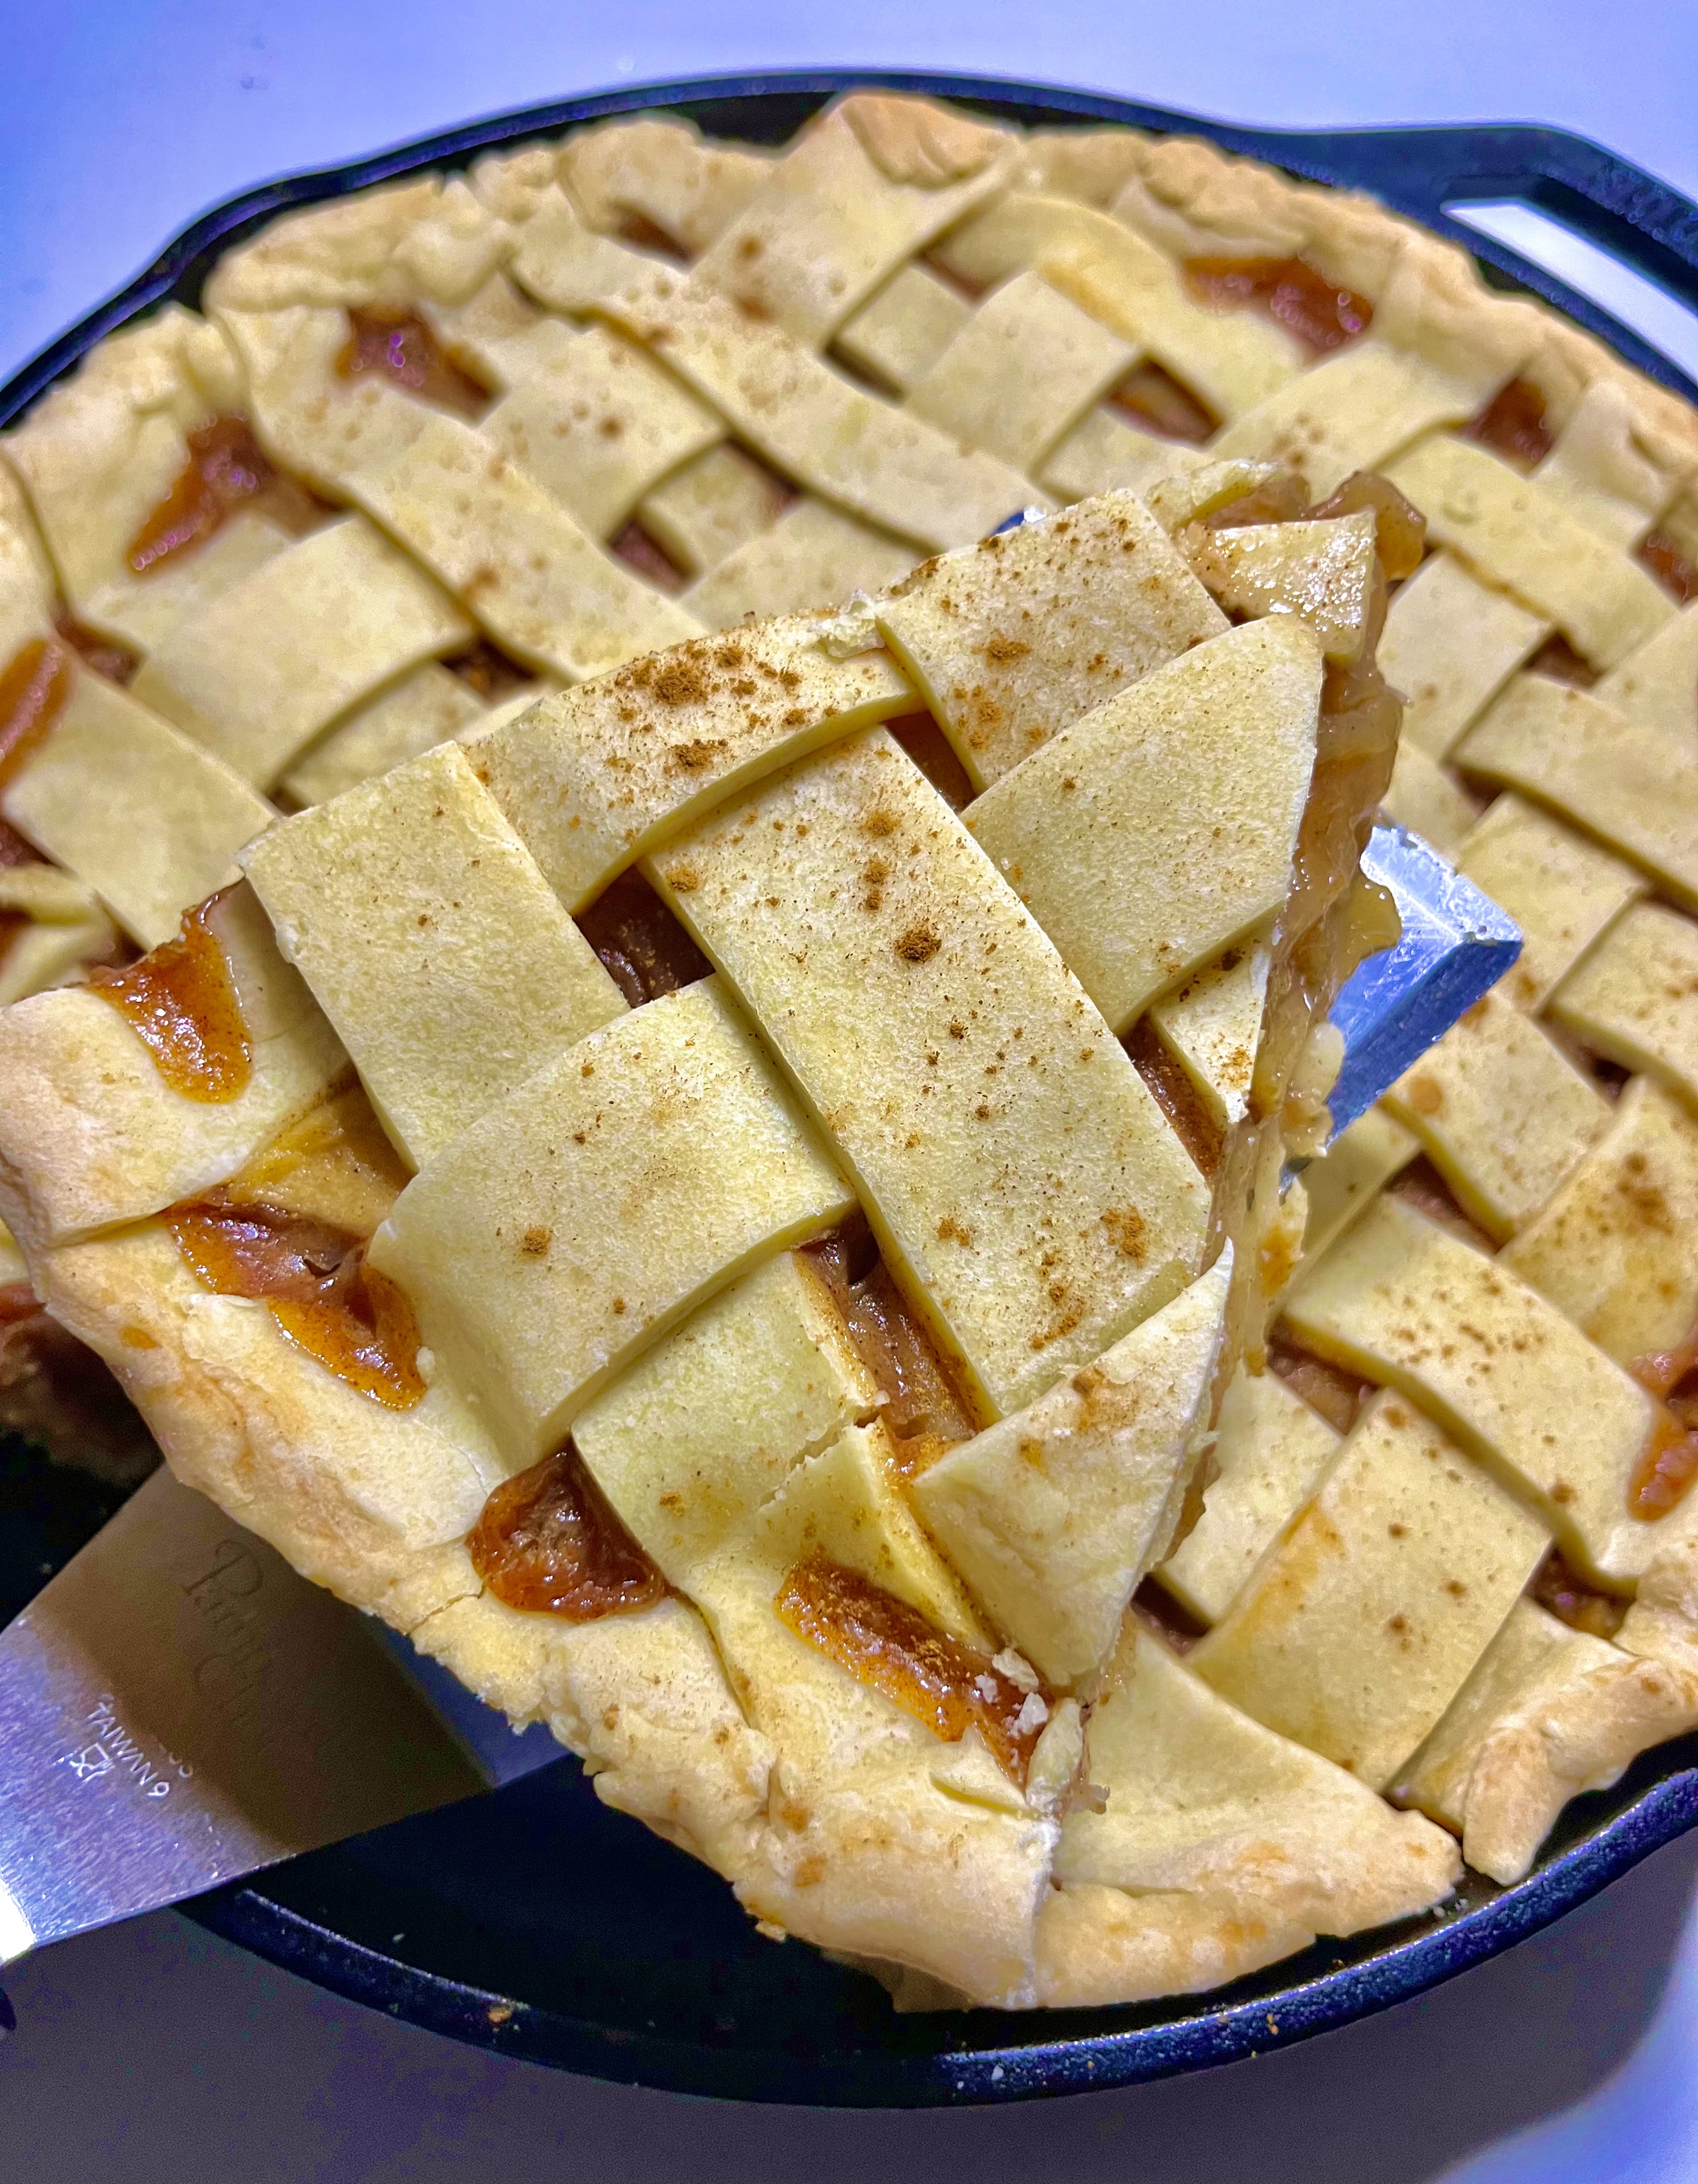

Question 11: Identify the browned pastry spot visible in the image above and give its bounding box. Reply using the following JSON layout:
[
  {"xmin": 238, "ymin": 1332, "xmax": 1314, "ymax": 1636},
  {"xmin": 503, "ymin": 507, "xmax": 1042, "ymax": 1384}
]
[
  {"xmin": 167, "ymin": 1197, "xmax": 426, "ymax": 1409},
  {"xmin": 1185, "ymin": 256, "xmax": 1372, "ymax": 353},
  {"xmin": 126, "ymin": 416, "xmax": 324, "ymax": 577},
  {"xmin": 776, "ymin": 1550, "xmax": 1048, "ymax": 1783},
  {"xmin": 1463, "ymin": 377, "xmax": 1555, "ymax": 469},
  {"xmin": 0, "ymin": 635, "xmax": 75, "ymax": 790},
  {"xmin": 88, "ymin": 892, "xmax": 252, "ymax": 1102},
  {"xmin": 337, "ymin": 308, "xmax": 492, "ymax": 420},
  {"xmin": 575, "ymin": 867, "xmax": 711, "ymax": 1004},
  {"xmin": 1109, "ymin": 360, "xmax": 1219, "ymax": 444},
  {"xmin": 805, "ymin": 1214, "xmax": 977, "ymax": 1466},
  {"xmin": 467, "ymin": 1444, "xmax": 666, "ymax": 1617}
]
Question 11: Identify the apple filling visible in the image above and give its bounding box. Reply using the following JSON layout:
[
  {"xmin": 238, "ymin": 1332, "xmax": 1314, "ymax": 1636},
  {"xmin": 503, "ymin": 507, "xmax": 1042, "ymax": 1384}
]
[
  {"xmin": 467, "ymin": 1445, "xmax": 667, "ymax": 1618},
  {"xmin": 1184, "ymin": 256, "xmax": 1372, "ymax": 353},
  {"xmin": 775, "ymin": 1550, "xmax": 1052, "ymax": 1785},
  {"xmin": 88, "ymin": 891, "xmax": 253, "ymax": 1101},
  {"xmin": 160, "ymin": 1077, "xmax": 424, "ymax": 1406},
  {"xmin": 0, "ymin": 635, "xmax": 75, "ymax": 790},
  {"xmin": 336, "ymin": 308, "xmax": 492, "ymax": 420},
  {"xmin": 168, "ymin": 1198, "xmax": 425, "ymax": 1409},
  {"xmin": 124, "ymin": 416, "xmax": 325, "ymax": 577},
  {"xmin": 804, "ymin": 1215, "xmax": 979, "ymax": 1469}
]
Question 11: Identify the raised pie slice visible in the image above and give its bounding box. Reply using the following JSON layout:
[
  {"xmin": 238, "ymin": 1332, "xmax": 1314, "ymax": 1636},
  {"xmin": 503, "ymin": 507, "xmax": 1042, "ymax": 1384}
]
[
  {"xmin": 7, "ymin": 87, "xmax": 1698, "ymax": 2008},
  {"xmin": 0, "ymin": 468, "xmax": 1408, "ymax": 2004}
]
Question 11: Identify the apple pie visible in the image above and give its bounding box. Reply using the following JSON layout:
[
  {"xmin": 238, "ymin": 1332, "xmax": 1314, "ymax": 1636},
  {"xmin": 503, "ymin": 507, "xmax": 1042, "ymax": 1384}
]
[{"xmin": 2, "ymin": 89, "xmax": 1698, "ymax": 2010}]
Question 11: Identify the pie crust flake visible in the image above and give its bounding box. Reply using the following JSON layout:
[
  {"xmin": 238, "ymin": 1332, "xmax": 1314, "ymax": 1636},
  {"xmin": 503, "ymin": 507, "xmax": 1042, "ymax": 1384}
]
[{"xmin": 3, "ymin": 89, "xmax": 1698, "ymax": 2011}]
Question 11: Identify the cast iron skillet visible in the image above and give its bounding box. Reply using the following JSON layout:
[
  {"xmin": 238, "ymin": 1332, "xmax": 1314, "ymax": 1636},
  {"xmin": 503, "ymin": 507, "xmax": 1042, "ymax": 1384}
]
[{"xmin": 4, "ymin": 70, "xmax": 1698, "ymax": 2107}]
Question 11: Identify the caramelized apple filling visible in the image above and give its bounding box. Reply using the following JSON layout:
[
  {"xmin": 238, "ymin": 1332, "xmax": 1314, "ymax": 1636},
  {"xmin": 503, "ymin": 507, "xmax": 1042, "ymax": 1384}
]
[
  {"xmin": 615, "ymin": 210, "xmax": 691, "ymax": 261},
  {"xmin": 53, "ymin": 611, "xmax": 139, "ymax": 686},
  {"xmin": 168, "ymin": 1198, "xmax": 425, "ymax": 1408},
  {"xmin": 1526, "ymin": 634, "xmax": 1597, "ymax": 688},
  {"xmin": 230, "ymin": 1079, "xmax": 413, "ymax": 1235},
  {"xmin": 467, "ymin": 1445, "xmax": 667, "ymax": 1617},
  {"xmin": 776, "ymin": 1551, "xmax": 1050, "ymax": 1783},
  {"xmin": 1387, "ymin": 1154, "xmax": 1497, "ymax": 1254},
  {"xmin": 443, "ymin": 638, "xmax": 535, "ymax": 704},
  {"xmin": 0, "ymin": 635, "xmax": 74, "ymax": 790},
  {"xmin": 1267, "ymin": 1331, "xmax": 1374, "ymax": 1434},
  {"xmin": 806, "ymin": 1217, "xmax": 977, "ymax": 1469},
  {"xmin": 1638, "ymin": 530, "xmax": 1698, "ymax": 606},
  {"xmin": 1463, "ymin": 377, "xmax": 1554, "ymax": 470},
  {"xmin": 1123, "ymin": 1017, "xmax": 1225, "ymax": 1180},
  {"xmin": 337, "ymin": 308, "xmax": 492, "ymax": 419},
  {"xmin": 162, "ymin": 1080, "xmax": 422, "ymax": 1407},
  {"xmin": 1110, "ymin": 361, "xmax": 1218, "ymax": 444},
  {"xmin": 886, "ymin": 711, "xmax": 974, "ymax": 810},
  {"xmin": 1533, "ymin": 1547, "xmax": 1628, "ymax": 1639},
  {"xmin": 88, "ymin": 893, "xmax": 252, "ymax": 1102},
  {"xmin": 125, "ymin": 416, "xmax": 323, "ymax": 577},
  {"xmin": 1185, "ymin": 257, "xmax": 1372, "ymax": 353},
  {"xmin": 576, "ymin": 867, "xmax": 711, "ymax": 1005},
  {"xmin": 609, "ymin": 520, "xmax": 692, "ymax": 593},
  {"xmin": 1626, "ymin": 1316, "xmax": 1698, "ymax": 1521}
]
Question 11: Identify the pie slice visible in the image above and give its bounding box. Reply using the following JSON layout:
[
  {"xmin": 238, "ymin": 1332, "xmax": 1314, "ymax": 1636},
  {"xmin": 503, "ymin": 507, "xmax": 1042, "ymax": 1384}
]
[
  {"xmin": 0, "ymin": 467, "xmax": 1415, "ymax": 2004},
  {"xmin": 6, "ymin": 86, "xmax": 1698, "ymax": 2010}
]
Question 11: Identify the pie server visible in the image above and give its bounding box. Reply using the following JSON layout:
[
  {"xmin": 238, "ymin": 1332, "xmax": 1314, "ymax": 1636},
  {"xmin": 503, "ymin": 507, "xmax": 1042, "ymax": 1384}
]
[{"xmin": 0, "ymin": 821, "xmax": 1518, "ymax": 2019}]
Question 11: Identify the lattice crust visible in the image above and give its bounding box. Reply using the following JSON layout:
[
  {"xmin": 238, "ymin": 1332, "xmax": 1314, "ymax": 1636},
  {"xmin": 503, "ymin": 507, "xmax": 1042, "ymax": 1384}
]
[{"xmin": 4, "ymin": 88, "xmax": 1698, "ymax": 2008}]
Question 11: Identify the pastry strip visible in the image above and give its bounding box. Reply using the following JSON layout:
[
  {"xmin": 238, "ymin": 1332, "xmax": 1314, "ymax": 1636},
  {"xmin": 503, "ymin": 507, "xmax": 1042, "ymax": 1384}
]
[
  {"xmin": 1284, "ymin": 1193, "xmax": 1665, "ymax": 1582},
  {"xmin": 242, "ymin": 743, "xmax": 626, "ymax": 1168},
  {"xmin": 369, "ymin": 977, "xmax": 856, "ymax": 1457},
  {"xmin": 1191, "ymin": 1390, "xmax": 1549, "ymax": 1791},
  {"xmin": 650, "ymin": 727, "xmax": 1210, "ymax": 1417},
  {"xmin": 131, "ymin": 515, "xmax": 474, "ymax": 788}
]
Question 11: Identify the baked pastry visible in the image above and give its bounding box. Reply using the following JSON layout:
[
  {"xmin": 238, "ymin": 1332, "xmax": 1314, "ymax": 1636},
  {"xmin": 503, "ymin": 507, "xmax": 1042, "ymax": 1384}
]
[{"xmin": 2, "ymin": 88, "xmax": 1698, "ymax": 2010}]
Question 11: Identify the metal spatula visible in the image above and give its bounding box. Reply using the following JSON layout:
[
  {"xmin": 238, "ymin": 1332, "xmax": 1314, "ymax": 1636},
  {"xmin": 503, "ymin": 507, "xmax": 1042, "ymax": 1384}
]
[{"xmin": 0, "ymin": 822, "xmax": 1518, "ymax": 2016}]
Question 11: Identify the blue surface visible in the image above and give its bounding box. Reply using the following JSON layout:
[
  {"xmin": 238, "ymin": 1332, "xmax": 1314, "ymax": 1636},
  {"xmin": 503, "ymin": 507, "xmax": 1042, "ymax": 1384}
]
[{"xmin": 8, "ymin": 4, "xmax": 1698, "ymax": 2174}]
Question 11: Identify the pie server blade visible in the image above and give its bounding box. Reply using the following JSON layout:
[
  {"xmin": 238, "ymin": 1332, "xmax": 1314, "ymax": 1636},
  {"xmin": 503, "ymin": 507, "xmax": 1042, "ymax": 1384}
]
[
  {"xmin": 1327, "ymin": 822, "xmax": 1523, "ymax": 1136},
  {"xmin": 0, "ymin": 1465, "xmax": 559, "ymax": 1987},
  {"xmin": 0, "ymin": 821, "xmax": 1517, "ymax": 2002}
]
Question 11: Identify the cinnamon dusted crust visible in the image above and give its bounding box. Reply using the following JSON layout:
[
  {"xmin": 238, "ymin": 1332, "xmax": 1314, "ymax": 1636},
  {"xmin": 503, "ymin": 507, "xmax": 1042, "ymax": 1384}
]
[{"xmin": 3, "ymin": 89, "xmax": 1698, "ymax": 2006}]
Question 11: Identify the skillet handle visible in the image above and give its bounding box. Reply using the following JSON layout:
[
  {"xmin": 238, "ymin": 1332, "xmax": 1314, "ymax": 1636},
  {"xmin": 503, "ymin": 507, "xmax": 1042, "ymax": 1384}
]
[
  {"xmin": 1233, "ymin": 120, "xmax": 1698, "ymax": 398},
  {"xmin": 1315, "ymin": 126, "xmax": 1698, "ymax": 298}
]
